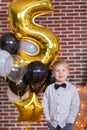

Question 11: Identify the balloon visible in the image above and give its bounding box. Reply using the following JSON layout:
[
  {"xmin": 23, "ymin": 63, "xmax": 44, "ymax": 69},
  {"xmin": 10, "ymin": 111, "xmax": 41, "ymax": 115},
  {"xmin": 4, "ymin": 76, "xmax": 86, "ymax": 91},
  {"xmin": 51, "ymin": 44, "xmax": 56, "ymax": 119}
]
[
  {"xmin": 7, "ymin": 76, "xmax": 28, "ymax": 96},
  {"xmin": 25, "ymin": 61, "xmax": 48, "ymax": 91},
  {"xmin": 0, "ymin": 50, "xmax": 11, "ymax": 77},
  {"xmin": 25, "ymin": 128, "xmax": 30, "ymax": 130},
  {"xmin": 29, "ymin": 69, "xmax": 55, "ymax": 93},
  {"xmin": 5, "ymin": 55, "xmax": 27, "ymax": 83},
  {"xmin": 7, "ymin": 87, "xmax": 29, "ymax": 102},
  {"xmin": 8, "ymin": 0, "xmax": 59, "ymax": 67},
  {"xmin": 7, "ymin": 87, "xmax": 19, "ymax": 102},
  {"xmin": 43, "ymin": 69, "xmax": 55, "ymax": 92},
  {"xmin": 20, "ymin": 40, "xmax": 38, "ymax": 54},
  {"xmin": 0, "ymin": 32, "xmax": 20, "ymax": 54},
  {"xmin": 14, "ymin": 92, "xmax": 43, "ymax": 122},
  {"xmin": 29, "ymin": 83, "xmax": 45, "ymax": 94}
]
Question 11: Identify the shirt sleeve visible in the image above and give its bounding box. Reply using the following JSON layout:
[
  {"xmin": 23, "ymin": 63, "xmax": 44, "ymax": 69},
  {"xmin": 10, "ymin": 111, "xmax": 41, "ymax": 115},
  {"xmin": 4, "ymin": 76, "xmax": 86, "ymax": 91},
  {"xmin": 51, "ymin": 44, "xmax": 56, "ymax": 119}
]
[
  {"xmin": 67, "ymin": 87, "xmax": 80, "ymax": 124},
  {"xmin": 42, "ymin": 88, "xmax": 51, "ymax": 121}
]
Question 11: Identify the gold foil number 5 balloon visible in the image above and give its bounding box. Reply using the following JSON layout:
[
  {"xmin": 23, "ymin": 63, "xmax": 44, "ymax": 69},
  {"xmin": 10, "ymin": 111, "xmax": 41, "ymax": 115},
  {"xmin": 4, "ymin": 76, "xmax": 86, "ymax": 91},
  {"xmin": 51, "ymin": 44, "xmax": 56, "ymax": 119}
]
[{"xmin": 8, "ymin": 0, "xmax": 59, "ymax": 66}]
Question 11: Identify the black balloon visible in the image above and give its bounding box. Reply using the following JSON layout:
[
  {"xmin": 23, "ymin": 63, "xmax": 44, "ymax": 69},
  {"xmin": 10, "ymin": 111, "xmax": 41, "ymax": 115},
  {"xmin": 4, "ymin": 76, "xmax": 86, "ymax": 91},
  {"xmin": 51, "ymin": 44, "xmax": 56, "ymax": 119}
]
[
  {"xmin": 25, "ymin": 61, "xmax": 48, "ymax": 93},
  {"xmin": 43, "ymin": 69, "xmax": 55, "ymax": 92},
  {"xmin": 29, "ymin": 83, "xmax": 45, "ymax": 94},
  {"xmin": 29, "ymin": 69, "xmax": 55, "ymax": 93},
  {"xmin": 7, "ymin": 76, "xmax": 28, "ymax": 96},
  {"xmin": 0, "ymin": 32, "xmax": 20, "ymax": 54}
]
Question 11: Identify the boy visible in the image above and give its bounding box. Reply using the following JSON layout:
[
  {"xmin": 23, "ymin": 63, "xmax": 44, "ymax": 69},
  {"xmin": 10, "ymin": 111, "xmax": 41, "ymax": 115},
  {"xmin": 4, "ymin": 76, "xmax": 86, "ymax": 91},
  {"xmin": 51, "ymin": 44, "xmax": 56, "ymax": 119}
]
[{"xmin": 42, "ymin": 59, "xmax": 80, "ymax": 130}]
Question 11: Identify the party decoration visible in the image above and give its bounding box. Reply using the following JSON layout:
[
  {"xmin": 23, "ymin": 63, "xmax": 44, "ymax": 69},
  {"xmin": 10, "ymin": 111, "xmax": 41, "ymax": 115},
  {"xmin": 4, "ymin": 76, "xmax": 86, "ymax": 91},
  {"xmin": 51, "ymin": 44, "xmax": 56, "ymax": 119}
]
[
  {"xmin": 7, "ymin": 76, "xmax": 28, "ymax": 96},
  {"xmin": 7, "ymin": 87, "xmax": 29, "ymax": 103},
  {"xmin": 7, "ymin": 87, "xmax": 19, "ymax": 102},
  {"xmin": 25, "ymin": 61, "xmax": 48, "ymax": 93},
  {"xmin": 43, "ymin": 69, "xmax": 55, "ymax": 92},
  {"xmin": 14, "ymin": 92, "xmax": 43, "ymax": 122},
  {"xmin": 73, "ymin": 85, "xmax": 87, "ymax": 130},
  {"xmin": 24, "ymin": 122, "xmax": 31, "ymax": 130},
  {"xmin": 29, "ymin": 83, "xmax": 44, "ymax": 95},
  {"xmin": 25, "ymin": 128, "xmax": 30, "ymax": 130},
  {"xmin": 0, "ymin": 50, "xmax": 11, "ymax": 77},
  {"xmin": 8, "ymin": 0, "xmax": 59, "ymax": 67},
  {"xmin": 0, "ymin": 32, "xmax": 20, "ymax": 54},
  {"xmin": 29, "ymin": 69, "xmax": 55, "ymax": 94},
  {"xmin": 20, "ymin": 40, "xmax": 38, "ymax": 55},
  {"xmin": 5, "ymin": 54, "xmax": 27, "ymax": 83}
]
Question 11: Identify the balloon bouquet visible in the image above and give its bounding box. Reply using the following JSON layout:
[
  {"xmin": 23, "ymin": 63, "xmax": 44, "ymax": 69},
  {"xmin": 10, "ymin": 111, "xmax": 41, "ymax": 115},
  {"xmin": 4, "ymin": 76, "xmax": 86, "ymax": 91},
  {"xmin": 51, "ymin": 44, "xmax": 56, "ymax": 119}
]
[{"xmin": 0, "ymin": 0, "xmax": 59, "ymax": 129}]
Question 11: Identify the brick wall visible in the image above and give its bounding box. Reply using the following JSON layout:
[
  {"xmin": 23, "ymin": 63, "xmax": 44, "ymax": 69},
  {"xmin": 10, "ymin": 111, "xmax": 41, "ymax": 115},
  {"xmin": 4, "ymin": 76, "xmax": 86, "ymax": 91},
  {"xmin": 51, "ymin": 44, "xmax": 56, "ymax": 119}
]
[{"xmin": 0, "ymin": 0, "xmax": 87, "ymax": 130}]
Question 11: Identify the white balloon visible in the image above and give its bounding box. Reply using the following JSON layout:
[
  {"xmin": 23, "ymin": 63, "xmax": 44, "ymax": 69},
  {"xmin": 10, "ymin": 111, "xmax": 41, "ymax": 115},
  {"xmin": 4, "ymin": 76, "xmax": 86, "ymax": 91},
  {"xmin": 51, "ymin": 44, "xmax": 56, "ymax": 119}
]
[
  {"xmin": 0, "ymin": 50, "xmax": 11, "ymax": 77},
  {"xmin": 4, "ymin": 55, "xmax": 13, "ymax": 76},
  {"xmin": 20, "ymin": 40, "xmax": 38, "ymax": 54}
]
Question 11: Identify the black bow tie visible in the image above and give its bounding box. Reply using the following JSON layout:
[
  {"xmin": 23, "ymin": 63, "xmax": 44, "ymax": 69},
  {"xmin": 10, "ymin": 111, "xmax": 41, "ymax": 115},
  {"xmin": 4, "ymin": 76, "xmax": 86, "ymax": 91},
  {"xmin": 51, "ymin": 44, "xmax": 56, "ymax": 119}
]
[{"xmin": 54, "ymin": 83, "xmax": 66, "ymax": 89}]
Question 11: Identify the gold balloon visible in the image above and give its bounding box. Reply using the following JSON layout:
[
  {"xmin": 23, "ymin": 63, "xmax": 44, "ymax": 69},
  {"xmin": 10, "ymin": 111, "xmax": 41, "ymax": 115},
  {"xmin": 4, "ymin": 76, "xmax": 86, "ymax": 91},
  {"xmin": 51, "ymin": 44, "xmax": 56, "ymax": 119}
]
[
  {"xmin": 24, "ymin": 122, "xmax": 31, "ymax": 130},
  {"xmin": 25, "ymin": 128, "xmax": 30, "ymax": 130},
  {"xmin": 8, "ymin": 0, "xmax": 59, "ymax": 67},
  {"xmin": 14, "ymin": 92, "xmax": 43, "ymax": 122},
  {"xmin": 73, "ymin": 85, "xmax": 87, "ymax": 130}
]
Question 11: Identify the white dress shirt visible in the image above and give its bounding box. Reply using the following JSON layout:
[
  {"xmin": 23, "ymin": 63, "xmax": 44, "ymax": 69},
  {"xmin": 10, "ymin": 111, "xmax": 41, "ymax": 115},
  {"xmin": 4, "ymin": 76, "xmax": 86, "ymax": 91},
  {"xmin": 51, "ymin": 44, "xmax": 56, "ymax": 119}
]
[{"xmin": 42, "ymin": 81, "xmax": 80, "ymax": 128}]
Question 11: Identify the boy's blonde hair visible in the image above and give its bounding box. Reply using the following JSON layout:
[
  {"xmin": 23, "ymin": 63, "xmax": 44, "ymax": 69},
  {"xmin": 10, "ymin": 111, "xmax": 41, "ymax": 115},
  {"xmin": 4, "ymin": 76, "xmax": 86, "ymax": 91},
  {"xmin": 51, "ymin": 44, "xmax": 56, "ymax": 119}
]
[{"xmin": 52, "ymin": 59, "xmax": 69, "ymax": 71}]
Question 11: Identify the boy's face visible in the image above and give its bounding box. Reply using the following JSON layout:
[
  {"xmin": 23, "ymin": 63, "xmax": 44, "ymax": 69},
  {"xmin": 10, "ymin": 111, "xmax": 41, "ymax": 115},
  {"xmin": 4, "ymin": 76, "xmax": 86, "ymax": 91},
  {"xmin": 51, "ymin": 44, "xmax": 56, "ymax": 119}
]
[{"xmin": 52, "ymin": 64, "xmax": 69, "ymax": 83}]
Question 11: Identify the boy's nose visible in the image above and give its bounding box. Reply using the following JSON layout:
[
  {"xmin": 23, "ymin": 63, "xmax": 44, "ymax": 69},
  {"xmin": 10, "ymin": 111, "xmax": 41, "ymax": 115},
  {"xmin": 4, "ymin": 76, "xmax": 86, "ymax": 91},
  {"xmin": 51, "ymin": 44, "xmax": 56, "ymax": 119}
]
[{"xmin": 59, "ymin": 70, "xmax": 62, "ymax": 73}]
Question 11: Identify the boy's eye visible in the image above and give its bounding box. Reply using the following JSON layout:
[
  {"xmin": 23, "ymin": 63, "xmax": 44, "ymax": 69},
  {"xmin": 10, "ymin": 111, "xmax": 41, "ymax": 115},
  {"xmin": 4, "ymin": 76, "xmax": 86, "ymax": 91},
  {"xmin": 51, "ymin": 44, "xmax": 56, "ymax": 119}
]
[{"xmin": 54, "ymin": 69, "xmax": 66, "ymax": 72}]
